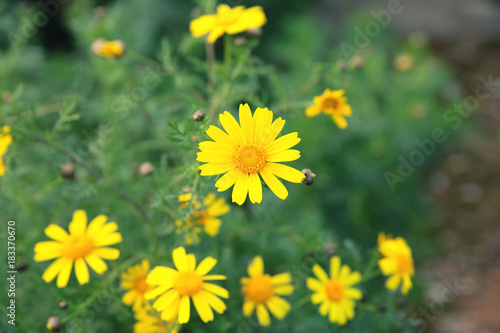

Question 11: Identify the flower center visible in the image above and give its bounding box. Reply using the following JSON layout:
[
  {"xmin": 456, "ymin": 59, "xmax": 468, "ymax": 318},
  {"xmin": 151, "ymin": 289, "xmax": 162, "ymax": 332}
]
[
  {"xmin": 325, "ymin": 279, "xmax": 343, "ymax": 302},
  {"xmin": 235, "ymin": 145, "xmax": 266, "ymax": 174},
  {"xmin": 396, "ymin": 254, "xmax": 412, "ymax": 274},
  {"xmin": 173, "ymin": 271, "xmax": 203, "ymax": 296},
  {"xmin": 134, "ymin": 276, "xmax": 151, "ymax": 294},
  {"xmin": 322, "ymin": 97, "xmax": 339, "ymax": 111},
  {"xmin": 192, "ymin": 209, "xmax": 209, "ymax": 225},
  {"xmin": 61, "ymin": 234, "xmax": 94, "ymax": 260},
  {"xmin": 243, "ymin": 275, "xmax": 274, "ymax": 304}
]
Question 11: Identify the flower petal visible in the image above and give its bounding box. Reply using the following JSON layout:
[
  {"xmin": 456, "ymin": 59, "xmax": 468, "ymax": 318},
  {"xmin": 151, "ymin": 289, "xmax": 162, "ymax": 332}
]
[
  {"xmin": 265, "ymin": 163, "xmax": 304, "ymax": 183},
  {"xmin": 178, "ymin": 295, "xmax": 191, "ymax": 324},
  {"xmin": 215, "ymin": 168, "xmax": 241, "ymax": 192},
  {"xmin": 239, "ymin": 103, "xmax": 254, "ymax": 144},
  {"xmin": 196, "ymin": 257, "xmax": 217, "ymax": 276},
  {"xmin": 85, "ymin": 253, "xmax": 108, "ymax": 274},
  {"xmin": 202, "ymin": 283, "xmax": 229, "ymax": 298},
  {"xmin": 199, "ymin": 162, "xmax": 236, "ymax": 176},
  {"xmin": 260, "ymin": 166, "xmax": 288, "ymax": 200},
  {"xmin": 56, "ymin": 258, "xmax": 73, "ymax": 288},
  {"xmin": 75, "ymin": 258, "xmax": 89, "ymax": 285},
  {"xmin": 44, "ymin": 224, "xmax": 68, "ymax": 241},
  {"xmin": 248, "ymin": 173, "xmax": 262, "ymax": 204},
  {"xmin": 69, "ymin": 210, "xmax": 87, "ymax": 236},
  {"xmin": 226, "ymin": 6, "xmax": 266, "ymax": 34},
  {"xmin": 173, "ymin": 247, "xmax": 187, "ymax": 272},
  {"xmin": 266, "ymin": 296, "xmax": 290, "ymax": 319},
  {"xmin": 312, "ymin": 264, "xmax": 329, "ymax": 282},
  {"xmin": 264, "ymin": 132, "xmax": 301, "ymax": 156},
  {"xmin": 248, "ymin": 256, "xmax": 264, "ymax": 277},
  {"xmin": 193, "ymin": 293, "xmax": 214, "ymax": 323},
  {"xmin": 266, "ymin": 149, "xmax": 301, "ymax": 162},
  {"xmin": 219, "ymin": 111, "xmax": 245, "ymax": 145},
  {"xmin": 93, "ymin": 247, "xmax": 120, "ymax": 260},
  {"xmin": 232, "ymin": 172, "xmax": 249, "ymax": 205},
  {"xmin": 86, "ymin": 214, "xmax": 108, "ymax": 237},
  {"xmin": 243, "ymin": 300, "xmax": 255, "ymax": 317},
  {"xmin": 190, "ymin": 14, "xmax": 217, "ymax": 37},
  {"xmin": 41, "ymin": 257, "xmax": 66, "ymax": 283},
  {"xmin": 256, "ymin": 304, "xmax": 271, "ymax": 326}
]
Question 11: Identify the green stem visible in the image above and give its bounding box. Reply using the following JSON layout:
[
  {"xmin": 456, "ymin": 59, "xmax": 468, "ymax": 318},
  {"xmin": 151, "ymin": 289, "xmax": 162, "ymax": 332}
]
[
  {"xmin": 292, "ymin": 295, "xmax": 311, "ymax": 310},
  {"xmin": 224, "ymin": 34, "xmax": 232, "ymax": 68},
  {"xmin": 272, "ymin": 101, "xmax": 312, "ymax": 114}
]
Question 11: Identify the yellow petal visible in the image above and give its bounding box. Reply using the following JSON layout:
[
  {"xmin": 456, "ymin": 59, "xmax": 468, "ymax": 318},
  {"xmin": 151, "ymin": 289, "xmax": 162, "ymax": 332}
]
[
  {"xmin": 266, "ymin": 149, "xmax": 301, "ymax": 162},
  {"xmin": 344, "ymin": 288, "xmax": 363, "ymax": 300},
  {"xmin": 41, "ymin": 257, "xmax": 66, "ymax": 283},
  {"xmin": 196, "ymin": 257, "xmax": 217, "ymax": 276},
  {"xmin": 265, "ymin": 163, "xmax": 304, "ymax": 183},
  {"xmin": 93, "ymin": 247, "xmax": 120, "ymax": 260},
  {"xmin": 259, "ymin": 166, "xmax": 288, "ymax": 200},
  {"xmin": 56, "ymin": 259, "xmax": 73, "ymax": 288},
  {"xmin": 34, "ymin": 241, "xmax": 61, "ymax": 257},
  {"xmin": 266, "ymin": 296, "xmax": 290, "ymax": 319},
  {"xmin": 192, "ymin": 293, "xmax": 214, "ymax": 323},
  {"xmin": 248, "ymin": 173, "xmax": 262, "ymax": 204},
  {"xmin": 197, "ymin": 150, "xmax": 235, "ymax": 163},
  {"xmin": 85, "ymin": 253, "xmax": 108, "ymax": 274},
  {"xmin": 264, "ymin": 132, "xmax": 301, "ymax": 155},
  {"xmin": 248, "ymin": 256, "xmax": 264, "ymax": 277},
  {"xmin": 306, "ymin": 277, "xmax": 323, "ymax": 291},
  {"xmin": 219, "ymin": 111, "xmax": 245, "ymax": 145},
  {"xmin": 312, "ymin": 264, "xmax": 329, "ymax": 282},
  {"xmin": 242, "ymin": 300, "xmax": 255, "ymax": 317},
  {"xmin": 330, "ymin": 256, "xmax": 341, "ymax": 279},
  {"xmin": 44, "ymin": 224, "xmax": 68, "ymax": 241},
  {"xmin": 75, "ymin": 258, "xmax": 89, "ymax": 285},
  {"xmin": 332, "ymin": 114, "xmax": 348, "ymax": 129},
  {"xmin": 178, "ymin": 295, "xmax": 191, "ymax": 324},
  {"xmin": 261, "ymin": 117, "xmax": 285, "ymax": 147},
  {"xmin": 202, "ymin": 274, "xmax": 227, "ymax": 281},
  {"xmin": 202, "ymin": 283, "xmax": 229, "ymax": 298},
  {"xmin": 253, "ymin": 107, "xmax": 273, "ymax": 146},
  {"xmin": 173, "ymin": 247, "xmax": 187, "ymax": 271},
  {"xmin": 385, "ymin": 274, "xmax": 401, "ymax": 291},
  {"xmin": 160, "ymin": 296, "xmax": 179, "ymax": 322},
  {"xmin": 215, "ymin": 168, "xmax": 241, "ymax": 192},
  {"xmin": 378, "ymin": 258, "xmax": 397, "ymax": 275},
  {"xmin": 207, "ymin": 25, "xmax": 226, "ymax": 44},
  {"xmin": 256, "ymin": 304, "xmax": 271, "ymax": 326},
  {"xmin": 206, "ymin": 125, "xmax": 238, "ymax": 150},
  {"xmin": 206, "ymin": 197, "xmax": 230, "ymax": 216},
  {"xmin": 239, "ymin": 103, "xmax": 254, "ymax": 144},
  {"xmin": 225, "ymin": 6, "xmax": 266, "ymax": 34},
  {"xmin": 343, "ymin": 271, "xmax": 361, "ymax": 286},
  {"xmin": 145, "ymin": 284, "xmax": 173, "ymax": 300},
  {"xmin": 274, "ymin": 285, "xmax": 294, "ymax": 295},
  {"xmin": 199, "ymin": 162, "xmax": 236, "ymax": 176},
  {"xmin": 93, "ymin": 232, "xmax": 122, "ymax": 247},
  {"xmin": 69, "ymin": 210, "xmax": 87, "ymax": 235},
  {"xmin": 232, "ymin": 172, "xmax": 249, "ymax": 205},
  {"xmin": 200, "ymin": 290, "xmax": 226, "ymax": 313},
  {"xmin": 204, "ymin": 218, "xmax": 222, "ymax": 236},
  {"xmin": 186, "ymin": 254, "xmax": 197, "ymax": 271},
  {"xmin": 190, "ymin": 14, "xmax": 217, "ymax": 37},
  {"xmin": 86, "ymin": 215, "xmax": 108, "ymax": 237},
  {"xmin": 305, "ymin": 105, "xmax": 322, "ymax": 117},
  {"xmin": 153, "ymin": 289, "xmax": 179, "ymax": 311},
  {"xmin": 271, "ymin": 272, "xmax": 292, "ymax": 285}
]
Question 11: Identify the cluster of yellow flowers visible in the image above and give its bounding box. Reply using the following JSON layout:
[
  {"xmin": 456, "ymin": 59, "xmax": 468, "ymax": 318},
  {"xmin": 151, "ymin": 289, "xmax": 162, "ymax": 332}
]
[{"xmin": 0, "ymin": 125, "xmax": 13, "ymax": 177}]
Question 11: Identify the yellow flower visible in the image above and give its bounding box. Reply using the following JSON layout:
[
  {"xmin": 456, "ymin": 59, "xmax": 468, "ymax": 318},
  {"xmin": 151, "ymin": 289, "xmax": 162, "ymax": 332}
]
[
  {"xmin": 34, "ymin": 210, "xmax": 122, "ymax": 288},
  {"xmin": 133, "ymin": 310, "xmax": 178, "ymax": 333},
  {"xmin": 121, "ymin": 259, "xmax": 153, "ymax": 312},
  {"xmin": 91, "ymin": 38, "xmax": 126, "ymax": 58},
  {"xmin": 394, "ymin": 53, "xmax": 414, "ymax": 72},
  {"xmin": 240, "ymin": 256, "xmax": 293, "ymax": 326},
  {"xmin": 305, "ymin": 89, "xmax": 353, "ymax": 129},
  {"xmin": 378, "ymin": 232, "xmax": 414, "ymax": 294},
  {"xmin": 0, "ymin": 125, "xmax": 13, "ymax": 177},
  {"xmin": 145, "ymin": 247, "xmax": 228, "ymax": 324},
  {"xmin": 190, "ymin": 4, "xmax": 266, "ymax": 44},
  {"xmin": 307, "ymin": 256, "xmax": 362, "ymax": 325},
  {"xmin": 176, "ymin": 193, "xmax": 230, "ymax": 245},
  {"xmin": 197, "ymin": 104, "xmax": 304, "ymax": 205}
]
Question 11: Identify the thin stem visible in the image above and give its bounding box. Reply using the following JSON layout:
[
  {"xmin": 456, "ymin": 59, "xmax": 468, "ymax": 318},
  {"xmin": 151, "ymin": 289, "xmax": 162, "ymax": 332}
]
[
  {"xmin": 205, "ymin": 41, "xmax": 216, "ymax": 88},
  {"xmin": 272, "ymin": 101, "xmax": 312, "ymax": 114}
]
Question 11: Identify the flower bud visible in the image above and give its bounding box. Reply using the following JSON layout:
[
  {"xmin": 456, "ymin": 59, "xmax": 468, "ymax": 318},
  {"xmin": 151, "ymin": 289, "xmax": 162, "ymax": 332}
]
[
  {"xmin": 58, "ymin": 300, "xmax": 68, "ymax": 310},
  {"xmin": 46, "ymin": 316, "xmax": 62, "ymax": 332},
  {"xmin": 138, "ymin": 162, "xmax": 154, "ymax": 176},
  {"xmin": 351, "ymin": 55, "xmax": 364, "ymax": 71},
  {"xmin": 91, "ymin": 39, "xmax": 126, "ymax": 58},
  {"xmin": 301, "ymin": 168, "xmax": 316, "ymax": 186},
  {"xmin": 60, "ymin": 163, "xmax": 75, "ymax": 181},
  {"xmin": 246, "ymin": 27, "xmax": 262, "ymax": 37},
  {"xmin": 234, "ymin": 37, "xmax": 248, "ymax": 47},
  {"xmin": 192, "ymin": 109, "xmax": 205, "ymax": 121}
]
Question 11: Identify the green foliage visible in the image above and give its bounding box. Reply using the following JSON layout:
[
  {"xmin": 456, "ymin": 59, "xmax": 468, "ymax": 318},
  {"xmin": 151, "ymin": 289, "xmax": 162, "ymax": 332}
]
[{"xmin": 0, "ymin": 1, "xmax": 462, "ymax": 332}]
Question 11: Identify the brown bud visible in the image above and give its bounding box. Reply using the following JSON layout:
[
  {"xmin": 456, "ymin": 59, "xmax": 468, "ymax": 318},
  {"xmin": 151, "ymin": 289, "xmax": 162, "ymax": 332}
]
[
  {"xmin": 60, "ymin": 163, "xmax": 75, "ymax": 181},
  {"xmin": 192, "ymin": 109, "xmax": 205, "ymax": 121},
  {"xmin": 191, "ymin": 136, "xmax": 199, "ymax": 143},
  {"xmin": 46, "ymin": 316, "xmax": 62, "ymax": 332},
  {"xmin": 301, "ymin": 168, "xmax": 316, "ymax": 186},
  {"xmin": 58, "ymin": 300, "xmax": 68, "ymax": 310},
  {"xmin": 94, "ymin": 6, "xmax": 107, "ymax": 17},
  {"xmin": 2, "ymin": 91, "xmax": 12, "ymax": 103},
  {"xmin": 234, "ymin": 37, "xmax": 248, "ymax": 47},
  {"xmin": 246, "ymin": 27, "xmax": 262, "ymax": 37},
  {"xmin": 337, "ymin": 59, "xmax": 348, "ymax": 72},
  {"xmin": 351, "ymin": 55, "xmax": 364, "ymax": 71},
  {"xmin": 323, "ymin": 243, "xmax": 337, "ymax": 257},
  {"xmin": 138, "ymin": 162, "xmax": 154, "ymax": 176},
  {"xmin": 17, "ymin": 262, "xmax": 28, "ymax": 272}
]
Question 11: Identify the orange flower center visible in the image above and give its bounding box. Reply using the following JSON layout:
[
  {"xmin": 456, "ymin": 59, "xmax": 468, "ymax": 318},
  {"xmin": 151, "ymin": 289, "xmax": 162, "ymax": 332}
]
[
  {"xmin": 322, "ymin": 97, "xmax": 340, "ymax": 111},
  {"xmin": 61, "ymin": 234, "xmax": 94, "ymax": 260},
  {"xmin": 173, "ymin": 271, "xmax": 203, "ymax": 296},
  {"xmin": 192, "ymin": 209, "xmax": 209, "ymax": 225},
  {"xmin": 243, "ymin": 275, "xmax": 274, "ymax": 304},
  {"xmin": 235, "ymin": 145, "xmax": 266, "ymax": 174},
  {"xmin": 134, "ymin": 276, "xmax": 151, "ymax": 294},
  {"xmin": 325, "ymin": 279, "xmax": 343, "ymax": 302},
  {"xmin": 101, "ymin": 42, "xmax": 123, "ymax": 57},
  {"xmin": 396, "ymin": 254, "xmax": 412, "ymax": 274}
]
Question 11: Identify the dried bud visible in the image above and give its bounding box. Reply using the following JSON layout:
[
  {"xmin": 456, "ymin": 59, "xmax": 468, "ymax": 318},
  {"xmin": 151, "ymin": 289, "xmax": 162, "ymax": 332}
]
[
  {"xmin": 46, "ymin": 316, "xmax": 62, "ymax": 332},
  {"xmin": 351, "ymin": 55, "xmax": 364, "ymax": 71},
  {"xmin": 60, "ymin": 163, "xmax": 75, "ymax": 181},
  {"xmin": 337, "ymin": 59, "xmax": 347, "ymax": 72},
  {"xmin": 394, "ymin": 53, "xmax": 414, "ymax": 72},
  {"xmin": 323, "ymin": 243, "xmax": 337, "ymax": 257},
  {"xmin": 377, "ymin": 303, "xmax": 387, "ymax": 312},
  {"xmin": 17, "ymin": 262, "xmax": 28, "ymax": 272},
  {"xmin": 246, "ymin": 27, "xmax": 262, "ymax": 37},
  {"xmin": 191, "ymin": 7, "xmax": 202, "ymax": 18},
  {"xmin": 301, "ymin": 168, "xmax": 316, "ymax": 186},
  {"xmin": 91, "ymin": 39, "xmax": 126, "ymax": 58},
  {"xmin": 138, "ymin": 162, "xmax": 154, "ymax": 176},
  {"xmin": 191, "ymin": 136, "xmax": 199, "ymax": 143},
  {"xmin": 2, "ymin": 91, "xmax": 12, "ymax": 103},
  {"xmin": 58, "ymin": 301, "xmax": 68, "ymax": 310},
  {"xmin": 192, "ymin": 109, "xmax": 205, "ymax": 121},
  {"xmin": 234, "ymin": 37, "xmax": 248, "ymax": 47},
  {"xmin": 94, "ymin": 6, "xmax": 107, "ymax": 17}
]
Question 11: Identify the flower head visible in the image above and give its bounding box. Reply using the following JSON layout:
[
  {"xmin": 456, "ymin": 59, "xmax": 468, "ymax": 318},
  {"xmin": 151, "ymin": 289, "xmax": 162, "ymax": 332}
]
[
  {"xmin": 34, "ymin": 210, "xmax": 122, "ymax": 288},
  {"xmin": 121, "ymin": 259, "xmax": 153, "ymax": 312},
  {"xmin": 197, "ymin": 104, "xmax": 304, "ymax": 205},
  {"xmin": 305, "ymin": 89, "xmax": 352, "ymax": 129},
  {"xmin": 133, "ymin": 310, "xmax": 178, "ymax": 333},
  {"xmin": 307, "ymin": 256, "xmax": 362, "ymax": 325},
  {"xmin": 378, "ymin": 232, "xmax": 414, "ymax": 294},
  {"xmin": 176, "ymin": 193, "xmax": 230, "ymax": 245},
  {"xmin": 0, "ymin": 125, "xmax": 13, "ymax": 177},
  {"xmin": 145, "ymin": 247, "xmax": 228, "ymax": 324},
  {"xmin": 190, "ymin": 4, "xmax": 266, "ymax": 43},
  {"xmin": 91, "ymin": 38, "xmax": 125, "ymax": 58},
  {"xmin": 240, "ymin": 256, "xmax": 293, "ymax": 326},
  {"xmin": 394, "ymin": 53, "xmax": 414, "ymax": 72}
]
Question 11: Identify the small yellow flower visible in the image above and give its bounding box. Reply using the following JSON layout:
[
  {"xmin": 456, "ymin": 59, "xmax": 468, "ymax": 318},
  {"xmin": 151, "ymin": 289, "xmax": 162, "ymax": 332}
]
[
  {"xmin": 378, "ymin": 232, "xmax": 414, "ymax": 294},
  {"xmin": 133, "ymin": 310, "xmax": 178, "ymax": 333},
  {"xmin": 145, "ymin": 247, "xmax": 228, "ymax": 324},
  {"xmin": 305, "ymin": 89, "xmax": 353, "ymax": 129},
  {"xmin": 240, "ymin": 256, "xmax": 294, "ymax": 326},
  {"xmin": 190, "ymin": 4, "xmax": 266, "ymax": 44},
  {"xmin": 0, "ymin": 125, "xmax": 13, "ymax": 177},
  {"xmin": 394, "ymin": 53, "xmax": 414, "ymax": 72},
  {"xmin": 197, "ymin": 104, "xmax": 304, "ymax": 205},
  {"xmin": 307, "ymin": 256, "xmax": 362, "ymax": 325},
  {"xmin": 91, "ymin": 38, "xmax": 126, "ymax": 58},
  {"xmin": 176, "ymin": 193, "xmax": 230, "ymax": 245},
  {"xmin": 34, "ymin": 210, "xmax": 122, "ymax": 288},
  {"xmin": 121, "ymin": 259, "xmax": 153, "ymax": 312}
]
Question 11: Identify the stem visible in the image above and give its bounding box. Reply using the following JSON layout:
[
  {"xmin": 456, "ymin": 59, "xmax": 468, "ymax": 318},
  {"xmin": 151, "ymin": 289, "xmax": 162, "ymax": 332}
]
[
  {"xmin": 272, "ymin": 101, "xmax": 312, "ymax": 114},
  {"xmin": 18, "ymin": 128, "xmax": 149, "ymax": 222},
  {"xmin": 205, "ymin": 41, "xmax": 216, "ymax": 88},
  {"xmin": 224, "ymin": 34, "xmax": 232, "ymax": 68}
]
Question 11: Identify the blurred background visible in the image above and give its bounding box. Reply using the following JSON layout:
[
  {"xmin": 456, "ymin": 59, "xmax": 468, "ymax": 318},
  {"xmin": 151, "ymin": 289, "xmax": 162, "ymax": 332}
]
[{"xmin": 1, "ymin": 0, "xmax": 500, "ymax": 332}]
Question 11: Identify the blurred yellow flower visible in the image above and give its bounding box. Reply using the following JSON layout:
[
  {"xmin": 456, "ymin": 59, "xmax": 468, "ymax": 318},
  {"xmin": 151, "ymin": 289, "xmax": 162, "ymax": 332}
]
[
  {"xmin": 91, "ymin": 38, "xmax": 126, "ymax": 58},
  {"xmin": 240, "ymin": 256, "xmax": 293, "ymax": 326},
  {"xmin": 145, "ymin": 247, "xmax": 228, "ymax": 324},
  {"xmin": 307, "ymin": 256, "xmax": 362, "ymax": 325},
  {"xmin": 305, "ymin": 89, "xmax": 352, "ymax": 129},
  {"xmin": 34, "ymin": 210, "xmax": 122, "ymax": 288},
  {"xmin": 133, "ymin": 310, "xmax": 178, "ymax": 333},
  {"xmin": 176, "ymin": 193, "xmax": 230, "ymax": 245},
  {"xmin": 0, "ymin": 125, "xmax": 13, "ymax": 177},
  {"xmin": 378, "ymin": 232, "xmax": 414, "ymax": 294},
  {"xmin": 197, "ymin": 104, "xmax": 304, "ymax": 205},
  {"xmin": 121, "ymin": 259, "xmax": 153, "ymax": 312},
  {"xmin": 190, "ymin": 4, "xmax": 266, "ymax": 44},
  {"xmin": 394, "ymin": 53, "xmax": 414, "ymax": 72}
]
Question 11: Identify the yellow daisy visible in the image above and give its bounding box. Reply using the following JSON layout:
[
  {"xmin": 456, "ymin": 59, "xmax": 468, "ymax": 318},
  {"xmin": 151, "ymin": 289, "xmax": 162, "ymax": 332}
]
[
  {"xmin": 34, "ymin": 209, "xmax": 122, "ymax": 288},
  {"xmin": 176, "ymin": 193, "xmax": 230, "ymax": 245},
  {"xmin": 190, "ymin": 4, "xmax": 266, "ymax": 44},
  {"xmin": 121, "ymin": 259, "xmax": 153, "ymax": 312},
  {"xmin": 197, "ymin": 103, "xmax": 304, "ymax": 205},
  {"xmin": 305, "ymin": 89, "xmax": 353, "ymax": 129},
  {"xmin": 0, "ymin": 125, "xmax": 13, "ymax": 177},
  {"xmin": 307, "ymin": 256, "xmax": 362, "ymax": 325},
  {"xmin": 240, "ymin": 256, "xmax": 294, "ymax": 326},
  {"xmin": 133, "ymin": 310, "xmax": 178, "ymax": 333},
  {"xmin": 378, "ymin": 232, "xmax": 414, "ymax": 294},
  {"xmin": 91, "ymin": 38, "xmax": 126, "ymax": 58},
  {"xmin": 145, "ymin": 247, "xmax": 228, "ymax": 324}
]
